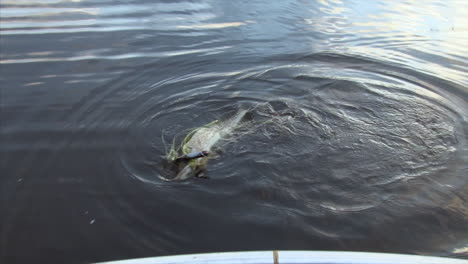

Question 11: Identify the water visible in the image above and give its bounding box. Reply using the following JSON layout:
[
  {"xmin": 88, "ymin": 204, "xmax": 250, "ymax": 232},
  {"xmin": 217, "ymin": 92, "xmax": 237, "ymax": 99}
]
[{"xmin": 1, "ymin": 0, "xmax": 467, "ymax": 263}]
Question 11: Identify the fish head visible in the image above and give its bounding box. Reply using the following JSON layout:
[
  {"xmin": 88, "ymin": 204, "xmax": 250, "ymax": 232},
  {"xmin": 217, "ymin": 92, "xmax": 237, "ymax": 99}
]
[
  {"xmin": 173, "ymin": 164, "xmax": 193, "ymax": 181},
  {"xmin": 173, "ymin": 157, "xmax": 208, "ymax": 180}
]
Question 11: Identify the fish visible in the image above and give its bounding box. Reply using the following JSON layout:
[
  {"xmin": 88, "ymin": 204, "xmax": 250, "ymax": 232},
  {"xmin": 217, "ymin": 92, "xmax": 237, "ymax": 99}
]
[{"xmin": 163, "ymin": 109, "xmax": 248, "ymax": 181}]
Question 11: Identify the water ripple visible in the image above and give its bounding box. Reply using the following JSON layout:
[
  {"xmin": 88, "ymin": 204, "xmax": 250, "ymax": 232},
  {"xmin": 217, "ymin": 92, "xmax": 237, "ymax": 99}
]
[{"xmin": 1, "ymin": 0, "xmax": 468, "ymax": 263}]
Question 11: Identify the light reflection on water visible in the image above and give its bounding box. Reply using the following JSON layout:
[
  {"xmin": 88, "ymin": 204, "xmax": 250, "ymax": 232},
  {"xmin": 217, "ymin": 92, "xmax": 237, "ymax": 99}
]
[{"xmin": 1, "ymin": 0, "xmax": 466, "ymax": 86}]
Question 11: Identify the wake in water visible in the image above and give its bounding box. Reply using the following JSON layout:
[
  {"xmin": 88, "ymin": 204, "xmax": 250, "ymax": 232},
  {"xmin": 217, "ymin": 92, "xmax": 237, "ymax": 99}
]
[{"xmin": 159, "ymin": 102, "xmax": 306, "ymax": 181}]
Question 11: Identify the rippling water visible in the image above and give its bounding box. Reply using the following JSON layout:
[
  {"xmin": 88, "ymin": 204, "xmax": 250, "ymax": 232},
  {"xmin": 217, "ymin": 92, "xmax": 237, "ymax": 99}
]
[{"xmin": 1, "ymin": 0, "xmax": 467, "ymax": 263}]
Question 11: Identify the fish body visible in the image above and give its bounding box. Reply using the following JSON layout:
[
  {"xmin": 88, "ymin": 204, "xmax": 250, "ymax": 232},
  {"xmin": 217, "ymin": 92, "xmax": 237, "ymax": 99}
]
[{"xmin": 171, "ymin": 109, "xmax": 248, "ymax": 181}]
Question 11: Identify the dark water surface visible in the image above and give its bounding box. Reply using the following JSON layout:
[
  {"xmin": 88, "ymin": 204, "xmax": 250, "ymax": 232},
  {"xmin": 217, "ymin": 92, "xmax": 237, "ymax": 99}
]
[{"xmin": 1, "ymin": 0, "xmax": 468, "ymax": 263}]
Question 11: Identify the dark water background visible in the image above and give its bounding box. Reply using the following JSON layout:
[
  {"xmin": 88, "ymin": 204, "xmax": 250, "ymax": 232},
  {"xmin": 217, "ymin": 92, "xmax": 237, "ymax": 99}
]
[{"xmin": 1, "ymin": 0, "xmax": 468, "ymax": 263}]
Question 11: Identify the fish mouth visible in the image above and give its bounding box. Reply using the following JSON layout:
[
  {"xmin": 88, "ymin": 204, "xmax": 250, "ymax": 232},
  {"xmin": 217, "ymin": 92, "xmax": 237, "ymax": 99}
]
[
  {"xmin": 174, "ymin": 157, "xmax": 208, "ymax": 180},
  {"xmin": 174, "ymin": 164, "xmax": 194, "ymax": 181}
]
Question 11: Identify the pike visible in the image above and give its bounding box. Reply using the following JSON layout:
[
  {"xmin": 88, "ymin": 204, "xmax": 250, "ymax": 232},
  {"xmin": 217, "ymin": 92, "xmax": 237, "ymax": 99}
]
[{"xmin": 162, "ymin": 109, "xmax": 248, "ymax": 181}]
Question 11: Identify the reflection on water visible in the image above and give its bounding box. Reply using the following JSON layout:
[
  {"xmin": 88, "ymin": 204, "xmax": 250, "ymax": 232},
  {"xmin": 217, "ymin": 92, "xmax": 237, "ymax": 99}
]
[
  {"xmin": 1, "ymin": 0, "xmax": 467, "ymax": 263},
  {"xmin": 2, "ymin": 0, "xmax": 467, "ymax": 86}
]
